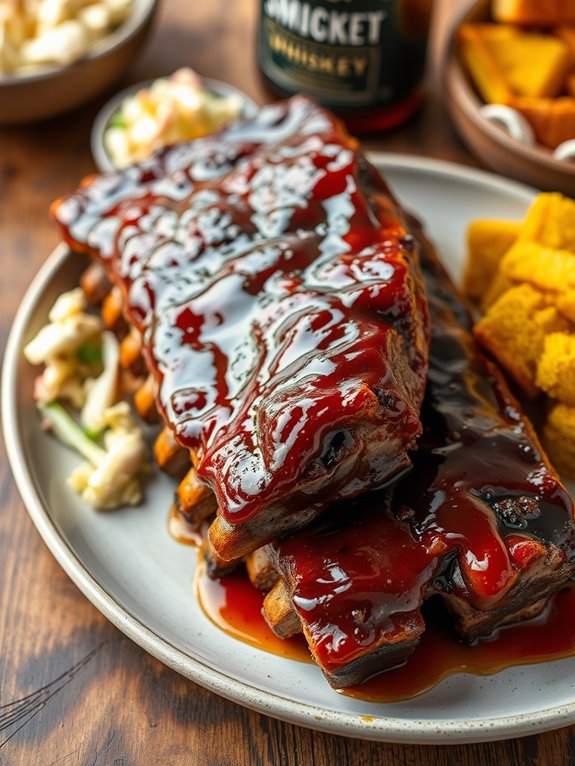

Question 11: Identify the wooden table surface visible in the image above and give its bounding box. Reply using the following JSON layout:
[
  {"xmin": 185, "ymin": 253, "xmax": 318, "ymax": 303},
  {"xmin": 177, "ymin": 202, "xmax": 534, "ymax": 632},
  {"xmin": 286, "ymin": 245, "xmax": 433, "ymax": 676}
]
[{"xmin": 1, "ymin": 1, "xmax": 573, "ymax": 764}]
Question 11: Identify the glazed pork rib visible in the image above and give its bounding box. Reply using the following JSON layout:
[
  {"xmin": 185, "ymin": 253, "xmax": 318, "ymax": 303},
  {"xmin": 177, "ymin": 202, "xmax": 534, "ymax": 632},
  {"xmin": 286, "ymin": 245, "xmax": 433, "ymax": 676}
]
[
  {"xmin": 257, "ymin": 216, "xmax": 575, "ymax": 689},
  {"xmin": 396, "ymin": 219, "xmax": 575, "ymax": 639},
  {"xmin": 52, "ymin": 96, "xmax": 429, "ymax": 561},
  {"xmin": 262, "ymin": 494, "xmax": 437, "ymax": 688}
]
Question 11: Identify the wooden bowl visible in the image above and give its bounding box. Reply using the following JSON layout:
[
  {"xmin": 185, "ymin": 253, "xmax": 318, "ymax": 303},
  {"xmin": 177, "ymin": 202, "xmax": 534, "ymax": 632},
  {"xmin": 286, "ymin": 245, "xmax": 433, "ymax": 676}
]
[
  {"xmin": 444, "ymin": 0, "xmax": 575, "ymax": 195},
  {"xmin": 0, "ymin": 0, "xmax": 158, "ymax": 125}
]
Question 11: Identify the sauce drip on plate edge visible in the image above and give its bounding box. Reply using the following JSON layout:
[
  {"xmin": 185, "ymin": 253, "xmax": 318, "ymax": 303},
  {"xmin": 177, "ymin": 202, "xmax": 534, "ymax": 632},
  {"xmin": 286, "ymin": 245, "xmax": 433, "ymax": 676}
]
[{"xmin": 191, "ymin": 547, "xmax": 575, "ymax": 703}]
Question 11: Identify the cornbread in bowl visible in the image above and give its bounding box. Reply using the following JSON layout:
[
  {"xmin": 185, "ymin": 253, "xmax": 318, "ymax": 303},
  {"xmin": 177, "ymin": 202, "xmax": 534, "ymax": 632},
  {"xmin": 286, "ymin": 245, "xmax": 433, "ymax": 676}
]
[{"xmin": 444, "ymin": 0, "xmax": 575, "ymax": 195}]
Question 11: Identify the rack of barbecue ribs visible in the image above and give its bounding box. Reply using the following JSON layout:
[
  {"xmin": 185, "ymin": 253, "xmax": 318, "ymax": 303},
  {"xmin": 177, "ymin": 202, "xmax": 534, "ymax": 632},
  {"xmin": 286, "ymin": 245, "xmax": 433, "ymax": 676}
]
[
  {"xmin": 51, "ymin": 96, "xmax": 430, "ymax": 561},
  {"xmin": 52, "ymin": 96, "xmax": 575, "ymax": 690},
  {"xmin": 248, "ymin": 215, "xmax": 575, "ymax": 689}
]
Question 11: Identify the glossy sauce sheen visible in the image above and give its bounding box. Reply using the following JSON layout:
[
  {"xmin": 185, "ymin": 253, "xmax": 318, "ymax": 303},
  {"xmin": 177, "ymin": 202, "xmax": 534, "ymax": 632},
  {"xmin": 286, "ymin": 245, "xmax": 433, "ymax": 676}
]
[
  {"xmin": 196, "ymin": 565, "xmax": 575, "ymax": 703},
  {"xmin": 196, "ymin": 563, "xmax": 311, "ymax": 663},
  {"xmin": 53, "ymin": 95, "xmax": 575, "ymax": 689},
  {"xmin": 274, "ymin": 496, "xmax": 438, "ymax": 673},
  {"xmin": 52, "ymin": 97, "xmax": 428, "ymax": 526},
  {"xmin": 398, "ymin": 237, "xmax": 575, "ymax": 609},
  {"xmin": 267, "ymin": 222, "xmax": 575, "ymax": 680}
]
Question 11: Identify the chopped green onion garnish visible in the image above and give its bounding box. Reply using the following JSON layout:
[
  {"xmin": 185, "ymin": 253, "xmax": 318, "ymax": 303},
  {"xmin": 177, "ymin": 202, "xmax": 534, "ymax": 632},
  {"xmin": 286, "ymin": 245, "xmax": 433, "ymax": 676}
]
[
  {"xmin": 76, "ymin": 342, "xmax": 103, "ymax": 366},
  {"xmin": 108, "ymin": 111, "xmax": 127, "ymax": 129},
  {"xmin": 39, "ymin": 402, "xmax": 106, "ymax": 466}
]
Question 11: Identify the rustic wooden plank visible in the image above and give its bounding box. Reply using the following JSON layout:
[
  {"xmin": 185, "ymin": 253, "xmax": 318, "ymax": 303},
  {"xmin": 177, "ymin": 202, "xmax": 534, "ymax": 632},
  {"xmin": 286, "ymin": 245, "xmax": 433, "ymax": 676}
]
[{"xmin": 2, "ymin": 0, "xmax": 574, "ymax": 764}]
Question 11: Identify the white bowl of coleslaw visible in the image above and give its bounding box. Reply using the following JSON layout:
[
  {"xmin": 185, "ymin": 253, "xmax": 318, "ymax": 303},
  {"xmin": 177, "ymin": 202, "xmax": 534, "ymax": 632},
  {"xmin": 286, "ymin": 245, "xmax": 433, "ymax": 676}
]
[{"xmin": 90, "ymin": 70, "xmax": 259, "ymax": 173}]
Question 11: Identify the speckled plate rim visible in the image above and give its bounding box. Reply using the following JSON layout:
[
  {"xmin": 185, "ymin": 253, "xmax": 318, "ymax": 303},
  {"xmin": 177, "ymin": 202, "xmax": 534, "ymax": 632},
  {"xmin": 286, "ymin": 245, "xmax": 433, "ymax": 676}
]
[{"xmin": 4, "ymin": 153, "xmax": 575, "ymax": 744}]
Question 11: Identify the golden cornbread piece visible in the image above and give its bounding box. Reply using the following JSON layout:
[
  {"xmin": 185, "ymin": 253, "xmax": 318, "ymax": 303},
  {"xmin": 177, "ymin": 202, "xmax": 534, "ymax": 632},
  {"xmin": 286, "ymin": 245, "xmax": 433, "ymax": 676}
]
[
  {"xmin": 494, "ymin": 0, "xmax": 575, "ymax": 25},
  {"xmin": 474, "ymin": 284, "xmax": 568, "ymax": 397},
  {"xmin": 463, "ymin": 219, "xmax": 521, "ymax": 302},
  {"xmin": 484, "ymin": 30, "xmax": 572, "ymax": 98},
  {"xmin": 511, "ymin": 97, "xmax": 575, "ymax": 149},
  {"xmin": 480, "ymin": 272, "xmax": 516, "ymax": 311},
  {"xmin": 519, "ymin": 194, "xmax": 575, "ymax": 250},
  {"xmin": 543, "ymin": 403, "xmax": 575, "ymax": 480},
  {"xmin": 463, "ymin": 23, "xmax": 519, "ymax": 42},
  {"xmin": 555, "ymin": 25, "xmax": 575, "ymax": 57},
  {"xmin": 458, "ymin": 25, "xmax": 515, "ymax": 104},
  {"xmin": 501, "ymin": 241, "xmax": 575, "ymax": 293},
  {"xmin": 536, "ymin": 332, "xmax": 575, "ymax": 405},
  {"xmin": 557, "ymin": 291, "xmax": 575, "ymax": 323}
]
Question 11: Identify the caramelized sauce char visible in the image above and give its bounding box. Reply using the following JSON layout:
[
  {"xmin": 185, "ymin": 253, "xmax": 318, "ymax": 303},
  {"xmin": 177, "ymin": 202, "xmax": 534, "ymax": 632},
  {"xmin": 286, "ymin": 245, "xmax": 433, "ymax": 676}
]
[
  {"xmin": 265, "ymin": 218, "xmax": 575, "ymax": 680},
  {"xmin": 395, "ymin": 238, "xmax": 575, "ymax": 609}
]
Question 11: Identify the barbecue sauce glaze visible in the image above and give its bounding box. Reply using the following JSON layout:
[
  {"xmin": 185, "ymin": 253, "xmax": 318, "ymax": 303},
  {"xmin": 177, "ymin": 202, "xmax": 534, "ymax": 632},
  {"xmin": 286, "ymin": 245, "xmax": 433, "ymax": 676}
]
[
  {"xmin": 257, "ymin": 222, "xmax": 575, "ymax": 683},
  {"xmin": 195, "ymin": 566, "xmax": 575, "ymax": 703},
  {"xmin": 194, "ymin": 225, "xmax": 575, "ymax": 691},
  {"xmin": 52, "ymin": 97, "xmax": 429, "ymax": 529},
  {"xmin": 52, "ymin": 95, "xmax": 575, "ymax": 694}
]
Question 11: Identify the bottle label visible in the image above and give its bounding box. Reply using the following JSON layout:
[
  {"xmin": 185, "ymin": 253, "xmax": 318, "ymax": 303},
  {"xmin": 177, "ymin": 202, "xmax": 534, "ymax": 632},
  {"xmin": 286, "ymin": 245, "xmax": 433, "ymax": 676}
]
[{"xmin": 259, "ymin": 0, "xmax": 430, "ymax": 109}]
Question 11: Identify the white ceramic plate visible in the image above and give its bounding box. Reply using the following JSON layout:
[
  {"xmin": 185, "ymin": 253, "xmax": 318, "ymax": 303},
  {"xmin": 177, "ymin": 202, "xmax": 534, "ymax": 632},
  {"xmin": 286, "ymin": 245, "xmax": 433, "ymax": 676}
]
[{"xmin": 5, "ymin": 155, "xmax": 575, "ymax": 745}]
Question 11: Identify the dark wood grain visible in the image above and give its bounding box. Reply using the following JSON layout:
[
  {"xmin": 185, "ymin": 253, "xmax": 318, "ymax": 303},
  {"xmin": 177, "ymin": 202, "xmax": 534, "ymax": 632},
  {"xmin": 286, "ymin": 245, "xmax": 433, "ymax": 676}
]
[{"xmin": 1, "ymin": 1, "xmax": 574, "ymax": 764}]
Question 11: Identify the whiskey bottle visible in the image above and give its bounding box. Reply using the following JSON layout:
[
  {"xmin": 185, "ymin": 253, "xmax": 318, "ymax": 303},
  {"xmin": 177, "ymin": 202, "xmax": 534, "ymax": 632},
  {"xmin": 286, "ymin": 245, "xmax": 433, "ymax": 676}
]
[{"xmin": 258, "ymin": 0, "xmax": 433, "ymax": 132}]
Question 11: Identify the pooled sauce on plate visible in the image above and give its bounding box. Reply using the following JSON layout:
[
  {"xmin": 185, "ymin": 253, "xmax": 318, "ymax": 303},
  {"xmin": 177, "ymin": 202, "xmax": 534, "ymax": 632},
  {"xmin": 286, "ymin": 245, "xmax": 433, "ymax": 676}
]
[
  {"xmin": 167, "ymin": 505, "xmax": 204, "ymax": 546},
  {"xmin": 195, "ymin": 563, "xmax": 310, "ymax": 662},
  {"xmin": 194, "ymin": 563, "xmax": 575, "ymax": 703}
]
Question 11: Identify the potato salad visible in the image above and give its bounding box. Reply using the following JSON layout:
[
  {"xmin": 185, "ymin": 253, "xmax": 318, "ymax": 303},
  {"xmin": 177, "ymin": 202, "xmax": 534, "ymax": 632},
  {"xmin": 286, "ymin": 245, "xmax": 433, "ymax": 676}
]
[{"xmin": 24, "ymin": 287, "xmax": 149, "ymax": 510}]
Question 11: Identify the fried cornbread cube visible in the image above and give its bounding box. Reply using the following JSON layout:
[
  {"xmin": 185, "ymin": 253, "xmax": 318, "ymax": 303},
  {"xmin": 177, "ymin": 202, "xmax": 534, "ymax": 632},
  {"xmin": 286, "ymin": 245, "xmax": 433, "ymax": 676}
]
[
  {"xmin": 543, "ymin": 404, "xmax": 575, "ymax": 479},
  {"xmin": 474, "ymin": 284, "xmax": 568, "ymax": 396},
  {"xmin": 536, "ymin": 333, "xmax": 575, "ymax": 405},
  {"xmin": 480, "ymin": 272, "xmax": 516, "ymax": 312},
  {"xmin": 501, "ymin": 241, "xmax": 575, "ymax": 293},
  {"xmin": 483, "ymin": 30, "xmax": 571, "ymax": 98},
  {"xmin": 458, "ymin": 25, "xmax": 515, "ymax": 104},
  {"xmin": 519, "ymin": 194, "xmax": 575, "ymax": 251},
  {"xmin": 463, "ymin": 219, "xmax": 521, "ymax": 302},
  {"xmin": 511, "ymin": 97, "xmax": 575, "ymax": 149},
  {"xmin": 497, "ymin": 195, "xmax": 575, "ymax": 296},
  {"xmin": 494, "ymin": 0, "xmax": 575, "ymax": 25},
  {"xmin": 459, "ymin": 23, "xmax": 572, "ymax": 102}
]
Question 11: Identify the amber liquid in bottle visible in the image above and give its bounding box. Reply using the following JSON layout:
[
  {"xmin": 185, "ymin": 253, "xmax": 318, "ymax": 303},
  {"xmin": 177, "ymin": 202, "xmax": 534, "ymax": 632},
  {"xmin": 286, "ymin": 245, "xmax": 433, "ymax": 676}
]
[{"xmin": 257, "ymin": 0, "xmax": 433, "ymax": 133}]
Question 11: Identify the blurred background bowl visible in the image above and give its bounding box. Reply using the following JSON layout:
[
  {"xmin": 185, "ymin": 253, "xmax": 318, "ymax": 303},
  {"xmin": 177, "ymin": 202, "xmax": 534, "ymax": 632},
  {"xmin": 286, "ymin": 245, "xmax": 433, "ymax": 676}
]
[
  {"xmin": 444, "ymin": 0, "xmax": 575, "ymax": 194},
  {"xmin": 0, "ymin": 0, "xmax": 158, "ymax": 125},
  {"xmin": 90, "ymin": 76, "xmax": 259, "ymax": 173}
]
